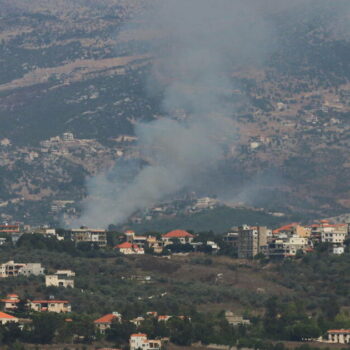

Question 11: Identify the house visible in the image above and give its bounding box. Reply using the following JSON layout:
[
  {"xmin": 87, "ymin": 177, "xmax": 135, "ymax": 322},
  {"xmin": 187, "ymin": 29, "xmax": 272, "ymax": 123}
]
[
  {"xmin": 0, "ymin": 261, "xmax": 44, "ymax": 278},
  {"xmin": 327, "ymin": 329, "xmax": 350, "ymax": 344},
  {"xmin": 130, "ymin": 333, "xmax": 161, "ymax": 350},
  {"xmin": 1, "ymin": 294, "xmax": 20, "ymax": 311},
  {"xmin": 0, "ymin": 311, "xmax": 18, "ymax": 325},
  {"xmin": 130, "ymin": 316, "xmax": 145, "ymax": 327},
  {"xmin": 70, "ymin": 228, "xmax": 107, "ymax": 248},
  {"xmin": 162, "ymin": 230, "xmax": 194, "ymax": 246},
  {"xmin": 225, "ymin": 311, "xmax": 250, "ymax": 326},
  {"xmin": 115, "ymin": 242, "xmax": 144, "ymax": 255},
  {"xmin": 158, "ymin": 315, "xmax": 171, "ymax": 322},
  {"xmin": 94, "ymin": 312, "xmax": 122, "ymax": 333},
  {"xmin": 45, "ymin": 270, "xmax": 75, "ymax": 288},
  {"xmin": 29, "ymin": 300, "xmax": 71, "ymax": 313}
]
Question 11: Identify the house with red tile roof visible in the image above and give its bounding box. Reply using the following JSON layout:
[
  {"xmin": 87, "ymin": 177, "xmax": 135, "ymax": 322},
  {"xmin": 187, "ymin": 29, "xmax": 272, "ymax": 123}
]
[
  {"xmin": 115, "ymin": 242, "xmax": 145, "ymax": 255},
  {"xmin": 327, "ymin": 329, "xmax": 350, "ymax": 343},
  {"xmin": 1, "ymin": 293, "xmax": 20, "ymax": 311},
  {"xmin": 157, "ymin": 315, "xmax": 171, "ymax": 322},
  {"xmin": 162, "ymin": 230, "xmax": 194, "ymax": 246},
  {"xmin": 0, "ymin": 311, "xmax": 18, "ymax": 325},
  {"xmin": 130, "ymin": 333, "xmax": 161, "ymax": 350},
  {"xmin": 94, "ymin": 312, "xmax": 122, "ymax": 333}
]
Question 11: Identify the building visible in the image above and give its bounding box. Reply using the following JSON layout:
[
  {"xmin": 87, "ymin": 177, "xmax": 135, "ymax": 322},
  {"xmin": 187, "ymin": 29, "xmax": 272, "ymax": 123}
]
[
  {"xmin": 0, "ymin": 311, "xmax": 18, "ymax": 325},
  {"xmin": 45, "ymin": 270, "xmax": 75, "ymax": 288},
  {"xmin": 237, "ymin": 226, "xmax": 267, "ymax": 259},
  {"xmin": 29, "ymin": 300, "xmax": 71, "ymax": 313},
  {"xmin": 1, "ymin": 294, "xmax": 20, "ymax": 311},
  {"xmin": 273, "ymin": 223, "xmax": 311, "ymax": 238},
  {"xmin": 162, "ymin": 230, "xmax": 195, "ymax": 246},
  {"xmin": 0, "ymin": 224, "xmax": 20, "ymax": 234},
  {"xmin": 0, "ymin": 261, "xmax": 44, "ymax": 278},
  {"xmin": 130, "ymin": 316, "xmax": 145, "ymax": 327},
  {"xmin": 225, "ymin": 311, "xmax": 250, "ymax": 326},
  {"xmin": 62, "ymin": 132, "xmax": 74, "ymax": 141},
  {"xmin": 158, "ymin": 315, "xmax": 171, "ymax": 322},
  {"xmin": 268, "ymin": 235, "xmax": 310, "ymax": 258},
  {"xmin": 327, "ymin": 329, "xmax": 350, "ymax": 344},
  {"xmin": 115, "ymin": 242, "xmax": 145, "ymax": 255},
  {"xmin": 70, "ymin": 228, "xmax": 107, "ymax": 248},
  {"xmin": 130, "ymin": 333, "xmax": 161, "ymax": 350},
  {"xmin": 94, "ymin": 312, "xmax": 122, "ymax": 333}
]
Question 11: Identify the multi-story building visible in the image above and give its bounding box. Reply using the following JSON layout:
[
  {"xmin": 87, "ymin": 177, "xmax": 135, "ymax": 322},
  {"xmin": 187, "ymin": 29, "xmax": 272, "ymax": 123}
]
[
  {"xmin": 130, "ymin": 333, "xmax": 161, "ymax": 350},
  {"xmin": 268, "ymin": 235, "xmax": 310, "ymax": 258},
  {"xmin": 45, "ymin": 270, "xmax": 75, "ymax": 288},
  {"xmin": 0, "ymin": 261, "xmax": 44, "ymax": 278},
  {"xmin": 237, "ymin": 226, "xmax": 267, "ymax": 259},
  {"xmin": 70, "ymin": 228, "xmax": 107, "ymax": 248},
  {"xmin": 29, "ymin": 300, "xmax": 71, "ymax": 313}
]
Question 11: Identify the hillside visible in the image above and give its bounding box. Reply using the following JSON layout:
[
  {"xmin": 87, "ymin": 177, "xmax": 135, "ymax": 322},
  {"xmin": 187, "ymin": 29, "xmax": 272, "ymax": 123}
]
[{"xmin": 1, "ymin": 1, "xmax": 350, "ymax": 224}]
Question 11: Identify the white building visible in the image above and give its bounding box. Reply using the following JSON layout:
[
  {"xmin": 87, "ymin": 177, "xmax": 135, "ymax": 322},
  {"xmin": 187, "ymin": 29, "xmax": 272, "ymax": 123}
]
[
  {"xmin": 130, "ymin": 333, "xmax": 161, "ymax": 350},
  {"xmin": 0, "ymin": 261, "xmax": 44, "ymax": 278},
  {"xmin": 327, "ymin": 329, "xmax": 350, "ymax": 344},
  {"xmin": 45, "ymin": 270, "xmax": 75, "ymax": 288}
]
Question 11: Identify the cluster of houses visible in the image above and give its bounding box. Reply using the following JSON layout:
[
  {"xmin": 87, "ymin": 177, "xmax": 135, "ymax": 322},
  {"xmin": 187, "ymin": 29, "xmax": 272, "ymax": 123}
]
[
  {"xmin": 224, "ymin": 220, "xmax": 349, "ymax": 259},
  {"xmin": 115, "ymin": 229, "xmax": 219, "ymax": 255}
]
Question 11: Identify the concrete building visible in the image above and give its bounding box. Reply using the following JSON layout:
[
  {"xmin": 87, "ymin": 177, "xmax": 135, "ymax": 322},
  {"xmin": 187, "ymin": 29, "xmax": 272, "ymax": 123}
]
[
  {"xmin": 268, "ymin": 235, "xmax": 310, "ymax": 258},
  {"xmin": 327, "ymin": 329, "xmax": 350, "ymax": 344},
  {"xmin": 237, "ymin": 226, "xmax": 267, "ymax": 259},
  {"xmin": 130, "ymin": 333, "xmax": 161, "ymax": 350},
  {"xmin": 45, "ymin": 270, "xmax": 75, "ymax": 288},
  {"xmin": 70, "ymin": 228, "xmax": 107, "ymax": 248},
  {"xmin": 225, "ymin": 311, "xmax": 250, "ymax": 326},
  {"xmin": 0, "ymin": 261, "xmax": 44, "ymax": 278},
  {"xmin": 29, "ymin": 300, "xmax": 71, "ymax": 313}
]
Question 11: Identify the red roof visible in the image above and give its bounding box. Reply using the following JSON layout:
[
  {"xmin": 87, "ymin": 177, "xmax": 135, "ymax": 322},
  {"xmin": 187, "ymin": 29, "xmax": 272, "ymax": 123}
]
[
  {"xmin": 0, "ymin": 312, "xmax": 16, "ymax": 319},
  {"xmin": 116, "ymin": 242, "xmax": 133, "ymax": 249},
  {"xmin": 94, "ymin": 313, "xmax": 119, "ymax": 324},
  {"xmin": 7, "ymin": 294, "xmax": 19, "ymax": 297},
  {"xmin": 1, "ymin": 299, "xmax": 20, "ymax": 303},
  {"xmin": 328, "ymin": 329, "xmax": 350, "ymax": 334},
  {"xmin": 163, "ymin": 230, "xmax": 194, "ymax": 238},
  {"xmin": 32, "ymin": 300, "xmax": 69, "ymax": 304},
  {"xmin": 131, "ymin": 333, "xmax": 147, "ymax": 337},
  {"xmin": 273, "ymin": 223, "xmax": 299, "ymax": 234}
]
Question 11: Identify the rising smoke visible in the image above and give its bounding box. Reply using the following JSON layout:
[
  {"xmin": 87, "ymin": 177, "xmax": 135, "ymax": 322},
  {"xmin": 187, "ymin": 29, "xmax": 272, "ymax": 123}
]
[{"xmin": 74, "ymin": 0, "xmax": 348, "ymax": 228}]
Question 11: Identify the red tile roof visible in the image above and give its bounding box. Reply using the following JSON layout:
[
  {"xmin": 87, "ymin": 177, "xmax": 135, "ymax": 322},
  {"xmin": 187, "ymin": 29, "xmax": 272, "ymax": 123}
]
[
  {"xmin": 1, "ymin": 299, "xmax": 20, "ymax": 303},
  {"xmin": 163, "ymin": 230, "xmax": 194, "ymax": 238},
  {"xmin": 94, "ymin": 314, "xmax": 119, "ymax": 324},
  {"xmin": 328, "ymin": 329, "xmax": 350, "ymax": 334},
  {"xmin": 0, "ymin": 312, "xmax": 17, "ymax": 319},
  {"xmin": 31, "ymin": 300, "xmax": 69, "ymax": 304},
  {"xmin": 116, "ymin": 242, "xmax": 133, "ymax": 249},
  {"xmin": 131, "ymin": 333, "xmax": 147, "ymax": 337},
  {"xmin": 273, "ymin": 223, "xmax": 299, "ymax": 234},
  {"xmin": 7, "ymin": 294, "xmax": 19, "ymax": 297}
]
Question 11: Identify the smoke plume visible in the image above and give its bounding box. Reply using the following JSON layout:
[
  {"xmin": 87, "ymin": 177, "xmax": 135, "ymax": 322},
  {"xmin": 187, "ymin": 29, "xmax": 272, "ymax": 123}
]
[{"xmin": 74, "ymin": 0, "xmax": 349, "ymax": 228}]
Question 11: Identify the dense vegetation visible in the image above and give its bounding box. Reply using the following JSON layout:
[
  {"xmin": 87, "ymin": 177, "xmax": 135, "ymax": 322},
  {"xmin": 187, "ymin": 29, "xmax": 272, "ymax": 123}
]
[{"xmin": 0, "ymin": 234, "xmax": 350, "ymax": 348}]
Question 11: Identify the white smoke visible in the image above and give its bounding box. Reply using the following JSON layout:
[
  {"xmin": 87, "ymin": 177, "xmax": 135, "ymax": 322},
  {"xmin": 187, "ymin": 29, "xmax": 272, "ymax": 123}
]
[{"xmin": 74, "ymin": 0, "xmax": 349, "ymax": 228}]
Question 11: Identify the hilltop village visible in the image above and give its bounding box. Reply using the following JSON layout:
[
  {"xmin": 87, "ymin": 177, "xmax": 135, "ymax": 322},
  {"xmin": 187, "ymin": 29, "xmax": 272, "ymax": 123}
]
[{"xmin": 0, "ymin": 220, "xmax": 349, "ymax": 348}]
